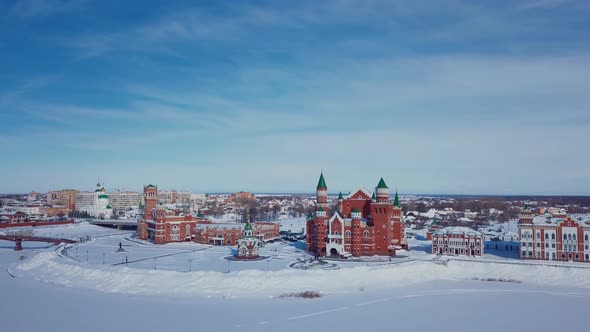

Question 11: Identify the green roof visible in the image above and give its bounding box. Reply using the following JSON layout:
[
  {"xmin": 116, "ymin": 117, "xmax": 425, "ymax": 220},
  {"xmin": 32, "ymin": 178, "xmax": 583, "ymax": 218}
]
[
  {"xmin": 352, "ymin": 208, "xmax": 360, "ymax": 213},
  {"xmin": 307, "ymin": 212, "xmax": 314, "ymax": 219},
  {"xmin": 316, "ymin": 172, "xmax": 327, "ymax": 189},
  {"xmin": 338, "ymin": 192, "xmax": 343, "ymax": 200},
  {"xmin": 197, "ymin": 211, "xmax": 204, "ymax": 218},
  {"xmin": 376, "ymin": 177, "xmax": 389, "ymax": 189},
  {"xmin": 95, "ymin": 189, "xmax": 102, "ymax": 192},
  {"xmin": 371, "ymin": 192, "xmax": 376, "ymax": 200},
  {"xmin": 98, "ymin": 194, "xmax": 108, "ymax": 199},
  {"xmin": 146, "ymin": 184, "xmax": 156, "ymax": 188},
  {"xmin": 318, "ymin": 207, "xmax": 324, "ymax": 212},
  {"xmin": 244, "ymin": 221, "xmax": 253, "ymax": 231},
  {"xmin": 393, "ymin": 191, "xmax": 400, "ymax": 207},
  {"xmin": 106, "ymin": 205, "xmax": 112, "ymax": 209}
]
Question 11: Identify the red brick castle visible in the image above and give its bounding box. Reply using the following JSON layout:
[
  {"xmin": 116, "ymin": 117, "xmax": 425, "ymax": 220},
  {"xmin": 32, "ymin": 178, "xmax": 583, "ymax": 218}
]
[{"xmin": 306, "ymin": 173, "xmax": 407, "ymax": 257}]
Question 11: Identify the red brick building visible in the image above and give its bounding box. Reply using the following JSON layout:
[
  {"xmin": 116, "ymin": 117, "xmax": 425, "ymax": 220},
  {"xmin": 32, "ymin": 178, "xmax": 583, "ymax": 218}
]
[
  {"xmin": 306, "ymin": 173, "xmax": 407, "ymax": 257},
  {"xmin": 431, "ymin": 226, "xmax": 484, "ymax": 256},
  {"xmin": 518, "ymin": 208, "xmax": 590, "ymax": 262},
  {"xmin": 138, "ymin": 184, "xmax": 279, "ymax": 245},
  {"xmin": 0, "ymin": 211, "xmax": 30, "ymax": 225},
  {"xmin": 193, "ymin": 221, "xmax": 279, "ymax": 246},
  {"xmin": 138, "ymin": 184, "xmax": 199, "ymax": 244}
]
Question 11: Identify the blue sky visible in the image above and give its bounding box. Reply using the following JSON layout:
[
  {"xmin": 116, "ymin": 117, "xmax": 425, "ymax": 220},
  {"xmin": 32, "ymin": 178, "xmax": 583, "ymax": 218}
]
[{"xmin": 1, "ymin": 0, "xmax": 589, "ymax": 195}]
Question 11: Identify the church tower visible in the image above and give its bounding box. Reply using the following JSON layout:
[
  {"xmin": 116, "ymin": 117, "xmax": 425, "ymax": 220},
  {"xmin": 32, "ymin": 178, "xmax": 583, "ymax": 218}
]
[
  {"xmin": 143, "ymin": 184, "xmax": 158, "ymax": 220},
  {"xmin": 375, "ymin": 177, "xmax": 389, "ymax": 203},
  {"xmin": 316, "ymin": 172, "xmax": 328, "ymax": 210}
]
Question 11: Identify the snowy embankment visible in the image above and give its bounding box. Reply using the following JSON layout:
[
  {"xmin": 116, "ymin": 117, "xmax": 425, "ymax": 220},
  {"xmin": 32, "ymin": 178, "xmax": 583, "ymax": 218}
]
[{"xmin": 14, "ymin": 249, "xmax": 590, "ymax": 298}]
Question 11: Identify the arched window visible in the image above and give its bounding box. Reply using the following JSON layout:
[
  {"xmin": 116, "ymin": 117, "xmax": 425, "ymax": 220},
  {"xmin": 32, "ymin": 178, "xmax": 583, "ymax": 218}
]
[
  {"xmin": 552, "ymin": 233, "xmax": 555, "ymax": 240},
  {"xmin": 564, "ymin": 234, "xmax": 567, "ymax": 240},
  {"xmin": 333, "ymin": 231, "xmax": 339, "ymax": 236},
  {"xmin": 345, "ymin": 230, "xmax": 351, "ymax": 237},
  {"xmin": 568, "ymin": 234, "xmax": 572, "ymax": 241},
  {"xmin": 586, "ymin": 254, "xmax": 589, "ymax": 261},
  {"xmin": 586, "ymin": 234, "xmax": 589, "ymax": 241},
  {"xmin": 363, "ymin": 230, "xmax": 370, "ymax": 238},
  {"xmin": 573, "ymin": 234, "xmax": 576, "ymax": 241},
  {"xmin": 545, "ymin": 233, "xmax": 548, "ymax": 240},
  {"xmin": 536, "ymin": 232, "xmax": 540, "ymax": 239}
]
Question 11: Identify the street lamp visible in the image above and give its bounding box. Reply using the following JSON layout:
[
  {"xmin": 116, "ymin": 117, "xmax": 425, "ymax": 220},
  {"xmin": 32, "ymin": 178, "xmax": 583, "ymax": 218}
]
[
  {"xmin": 227, "ymin": 259, "xmax": 231, "ymax": 273},
  {"xmin": 153, "ymin": 257, "xmax": 158, "ymax": 270},
  {"xmin": 86, "ymin": 250, "xmax": 89, "ymax": 262},
  {"xmin": 102, "ymin": 252, "xmax": 105, "ymax": 265},
  {"xmin": 267, "ymin": 258, "xmax": 271, "ymax": 271},
  {"xmin": 75, "ymin": 247, "xmax": 78, "ymax": 259},
  {"xmin": 188, "ymin": 258, "xmax": 193, "ymax": 272}
]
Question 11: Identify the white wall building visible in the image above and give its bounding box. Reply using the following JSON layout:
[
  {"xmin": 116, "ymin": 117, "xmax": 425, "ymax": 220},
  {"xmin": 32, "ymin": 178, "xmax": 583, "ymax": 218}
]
[{"xmin": 77, "ymin": 182, "xmax": 113, "ymax": 218}]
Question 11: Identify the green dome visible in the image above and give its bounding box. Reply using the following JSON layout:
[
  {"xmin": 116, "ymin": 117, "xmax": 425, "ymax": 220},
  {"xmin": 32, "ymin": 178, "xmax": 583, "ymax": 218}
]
[
  {"xmin": 244, "ymin": 221, "xmax": 253, "ymax": 231},
  {"xmin": 376, "ymin": 177, "xmax": 389, "ymax": 189},
  {"xmin": 98, "ymin": 194, "xmax": 108, "ymax": 199}
]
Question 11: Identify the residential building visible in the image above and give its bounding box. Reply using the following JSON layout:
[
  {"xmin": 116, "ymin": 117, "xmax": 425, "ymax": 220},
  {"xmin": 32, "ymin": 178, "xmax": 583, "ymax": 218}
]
[
  {"xmin": 108, "ymin": 191, "xmax": 141, "ymax": 211},
  {"xmin": 431, "ymin": 226, "xmax": 484, "ymax": 256},
  {"xmin": 47, "ymin": 189, "xmax": 79, "ymax": 211},
  {"xmin": 518, "ymin": 208, "xmax": 590, "ymax": 262}
]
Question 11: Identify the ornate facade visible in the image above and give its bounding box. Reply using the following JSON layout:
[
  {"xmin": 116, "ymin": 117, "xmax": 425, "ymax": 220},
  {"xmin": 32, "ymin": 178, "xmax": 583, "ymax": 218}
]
[
  {"xmin": 518, "ymin": 208, "xmax": 590, "ymax": 262},
  {"xmin": 306, "ymin": 173, "xmax": 407, "ymax": 257}
]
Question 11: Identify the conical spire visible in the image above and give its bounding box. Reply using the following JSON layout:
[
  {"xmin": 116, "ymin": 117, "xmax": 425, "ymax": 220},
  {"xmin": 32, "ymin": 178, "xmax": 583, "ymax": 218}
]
[
  {"xmin": 371, "ymin": 192, "xmax": 376, "ymax": 200},
  {"xmin": 338, "ymin": 192, "xmax": 343, "ymax": 200},
  {"xmin": 316, "ymin": 172, "xmax": 327, "ymax": 189},
  {"xmin": 393, "ymin": 190, "xmax": 400, "ymax": 207},
  {"xmin": 376, "ymin": 177, "xmax": 389, "ymax": 189}
]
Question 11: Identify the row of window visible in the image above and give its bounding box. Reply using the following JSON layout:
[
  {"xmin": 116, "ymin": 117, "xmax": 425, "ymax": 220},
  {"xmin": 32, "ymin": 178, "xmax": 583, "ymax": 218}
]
[{"xmin": 523, "ymin": 251, "xmax": 590, "ymax": 261}]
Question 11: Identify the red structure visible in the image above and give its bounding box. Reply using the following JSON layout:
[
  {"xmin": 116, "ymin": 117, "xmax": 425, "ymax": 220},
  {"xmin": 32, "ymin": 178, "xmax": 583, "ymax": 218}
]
[
  {"xmin": 0, "ymin": 234, "xmax": 76, "ymax": 251},
  {"xmin": 193, "ymin": 222, "xmax": 279, "ymax": 246},
  {"xmin": 0, "ymin": 219, "xmax": 74, "ymax": 229},
  {"xmin": 138, "ymin": 184, "xmax": 198, "ymax": 244},
  {"xmin": 518, "ymin": 208, "xmax": 590, "ymax": 262},
  {"xmin": 138, "ymin": 184, "xmax": 280, "ymax": 245},
  {"xmin": 306, "ymin": 173, "xmax": 407, "ymax": 258}
]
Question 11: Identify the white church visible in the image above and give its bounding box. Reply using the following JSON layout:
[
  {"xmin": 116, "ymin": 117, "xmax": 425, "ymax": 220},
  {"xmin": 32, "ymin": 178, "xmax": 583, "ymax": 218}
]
[{"xmin": 78, "ymin": 182, "xmax": 113, "ymax": 218}]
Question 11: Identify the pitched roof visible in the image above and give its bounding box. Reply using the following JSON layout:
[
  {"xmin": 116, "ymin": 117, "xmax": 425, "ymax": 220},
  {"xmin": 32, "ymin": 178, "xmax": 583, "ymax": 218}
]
[
  {"xmin": 376, "ymin": 177, "xmax": 389, "ymax": 189},
  {"xmin": 316, "ymin": 172, "xmax": 327, "ymax": 189},
  {"xmin": 393, "ymin": 191, "xmax": 400, "ymax": 207},
  {"xmin": 338, "ymin": 192, "xmax": 343, "ymax": 200}
]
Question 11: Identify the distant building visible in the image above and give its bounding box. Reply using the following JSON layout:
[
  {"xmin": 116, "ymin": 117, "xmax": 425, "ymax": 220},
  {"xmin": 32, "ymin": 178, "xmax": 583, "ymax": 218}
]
[
  {"xmin": 39, "ymin": 205, "xmax": 69, "ymax": 218},
  {"xmin": 0, "ymin": 211, "xmax": 30, "ymax": 225},
  {"xmin": 108, "ymin": 191, "xmax": 141, "ymax": 211},
  {"xmin": 431, "ymin": 226, "xmax": 484, "ymax": 257},
  {"xmin": 306, "ymin": 173, "xmax": 406, "ymax": 258},
  {"xmin": 76, "ymin": 182, "xmax": 113, "ymax": 218},
  {"xmin": 158, "ymin": 190, "xmax": 192, "ymax": 204},
  {"xmin": 47, "ymin": 189, "xmax": 79, "ymax": 211},
  {"xmin": 518, "ymin": 208, "xmax": 590, "ymax": 262},
  {"xmin": 229, "ymin": 191, "xmax": 256, "ymax": 202}
]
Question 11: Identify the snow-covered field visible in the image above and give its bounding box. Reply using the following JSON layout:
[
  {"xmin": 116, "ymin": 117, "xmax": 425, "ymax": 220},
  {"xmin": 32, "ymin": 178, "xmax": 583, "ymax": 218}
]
[{"xmin": 2, "ymin": 222, "xmax": 590, "ymax": 331}]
